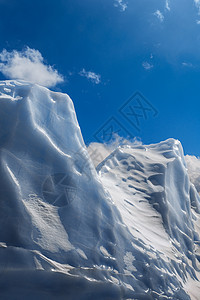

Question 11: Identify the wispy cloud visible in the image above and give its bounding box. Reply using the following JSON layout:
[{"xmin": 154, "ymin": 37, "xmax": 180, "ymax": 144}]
[
  {"xmin": 114, "ymin": 0, "xmax": 127, "ymax": 12},
  {"xmin": 165, "ymin": 0, "xmax": 170, "ymax": 11},
  {"xmin": 194, "ymin": 0, "xmax": 200, "ymax": 15},
  {"xmin": 194, "ymin": 0, "xmax": 200, "ymax": 9},
  {"xmin": 182, "ymin": 62, "xmax": 194, "ymax": 67},
  {"xmin": 79, "ymin": 68, "xmax": 101, "ymax": 84},
  {"xmin": 0, "ymin": 47, "xmax": 63, "ymax": 87},
  {"xmin": 142, "ymin": 61, "xmax": 154, "ymax": 70},
  {"xmin": 154, "ymin": 10, "xmax": 164, "ymax": 22}
]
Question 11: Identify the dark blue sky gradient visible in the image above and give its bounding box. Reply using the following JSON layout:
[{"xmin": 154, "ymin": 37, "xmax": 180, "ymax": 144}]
[{"xmin": 0, "ymin": 0, "xmax": 200, "ymax": 155}]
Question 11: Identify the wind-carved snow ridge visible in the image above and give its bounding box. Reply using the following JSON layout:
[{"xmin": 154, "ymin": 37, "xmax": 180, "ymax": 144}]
[
  {"xmin": 97, "ymin": 139, "xmax": 200, "ymax": 299},
  {"xmin": 0, "ymin": 80, "xmax": 200, "ymax": 299}
]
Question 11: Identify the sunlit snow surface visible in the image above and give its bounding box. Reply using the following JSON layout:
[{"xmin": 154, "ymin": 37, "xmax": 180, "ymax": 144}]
[{"xmin": 0, "ymin": 80, "xmax": 200, "ymax": 299}]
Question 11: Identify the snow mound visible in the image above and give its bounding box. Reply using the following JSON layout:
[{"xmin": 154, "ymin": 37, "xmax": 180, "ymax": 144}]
[{"xmin": 0, "ymin": 80, "xmax": 200, "ymax": 299}]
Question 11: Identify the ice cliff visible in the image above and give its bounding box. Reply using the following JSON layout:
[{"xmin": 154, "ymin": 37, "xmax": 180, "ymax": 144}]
[{"xmin": 0, "ymin": 80, "xmax": 200, "ymax": 299}]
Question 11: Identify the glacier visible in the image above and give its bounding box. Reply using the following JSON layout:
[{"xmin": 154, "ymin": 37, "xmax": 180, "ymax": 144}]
[{"xmin": 0, "ymin": 80, "xmax": 200, "ymax": 299}]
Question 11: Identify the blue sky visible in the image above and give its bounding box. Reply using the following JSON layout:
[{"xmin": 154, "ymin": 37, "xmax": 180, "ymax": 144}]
[{"xmin": 0, "ymin": 0, "xmax": 200, "ymax": 155}]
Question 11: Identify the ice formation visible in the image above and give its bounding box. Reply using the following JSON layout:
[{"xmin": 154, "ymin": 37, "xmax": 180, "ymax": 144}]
[{"xmin": 0, "ymin": 80, "xmax": 200, "ymax": 299}]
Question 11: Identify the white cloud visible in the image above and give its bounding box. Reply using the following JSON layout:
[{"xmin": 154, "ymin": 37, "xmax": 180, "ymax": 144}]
[
  {"xmin": 0, "ymin": 47, "xmax": 63, "ymax": 87},
  {"xmin": 114, "ymin": 0, "xmax": 127, "ymax": 12},
  {"xmin": 142, "ymin": 61, "xmax": 154, "ymax": 70},
  {"xmin": 165, "ymin": 0, "xmax": 170, "ymax": 11},
  {"xmin": 154, "ymin": 10, "xmax": 164, "ymax": 22},
  {"xmin": 182, "ymin": 62, "xmax": 194, "ymax": 67},
  {"xmin": 79, "ymin": 68, "xmax": 101, "ymax": 84},
  {"xmin": 88, "ymin": 136, "xmax": 142, "ymax": 167},
  {"xmin": 194, "ymin": 0, "xmax": 200, "ymax": 7},
  {"xmin": 194, "ymin": 0, "xmax": 200, "ymax": 13}
]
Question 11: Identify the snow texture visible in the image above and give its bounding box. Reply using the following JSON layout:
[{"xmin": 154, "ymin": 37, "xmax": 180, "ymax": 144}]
[
  {"xmin": 185, "ymin": 155, "xmax": 200, "ymax": 194},
  {"xmin": 0, "ymin": 80, "xmax": 200, "ymax": 299}
]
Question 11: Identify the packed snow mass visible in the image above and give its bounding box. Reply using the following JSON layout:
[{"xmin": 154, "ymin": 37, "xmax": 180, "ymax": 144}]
[{"xmin": 0, "ymin": 80, "xmax": 199, "ymax": 299}]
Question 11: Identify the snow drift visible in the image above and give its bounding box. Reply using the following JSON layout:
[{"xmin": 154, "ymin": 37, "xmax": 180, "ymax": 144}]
[{"xmin": 0, "ymin": 80, "xmax": 200, "ymax": 299}]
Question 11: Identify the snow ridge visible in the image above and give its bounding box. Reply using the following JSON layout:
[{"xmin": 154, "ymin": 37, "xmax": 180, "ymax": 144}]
[{"xmin": 97, "ymin": 139, "xmax": 200, "ymax": 298}]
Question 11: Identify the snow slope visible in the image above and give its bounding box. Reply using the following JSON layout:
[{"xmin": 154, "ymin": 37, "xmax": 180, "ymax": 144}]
[
  {"xmin": 97, "ymin": 140, "xmax": 200, "ymax": 299},
  {"xmin": 0, "ymin": 80, "xmax": 200, "ymax": 299},
  {"xmin": 185, "ymin": 155, "xmax": 200, "ymax": 194}
]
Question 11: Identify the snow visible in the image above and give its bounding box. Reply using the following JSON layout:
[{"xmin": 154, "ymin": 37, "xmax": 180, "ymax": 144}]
[
  {"xmin": 185, "ymin": 155, "xmax": 200, "ymax": 194},
  {"xmin": 96, "ymin": 140, "xmax": 200, "ymax": 299},
  {"xmin": 0, "ymin": 80, "xmax": 200, "ymax": 299}
]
